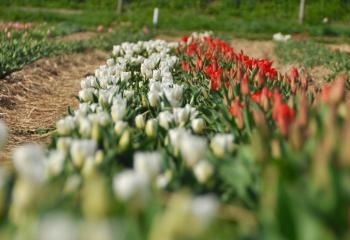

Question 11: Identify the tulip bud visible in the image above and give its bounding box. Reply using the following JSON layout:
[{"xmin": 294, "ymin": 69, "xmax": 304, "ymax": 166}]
[
  {"xmin": 118, "ymin": 129, "xmax": 130, "ymax": 151},
  {"xmin": 94, "ymin": 150, "xmax": 104, "ymax": 165},
  {"xmin": 193, "ymin": 160, "xmax": 213, "ymax": 184},
  {"xmin": 148, "ymin": 91, "xmax": 159, "ymax": 107},
  {"xmin": 135, "ymin": 114, "xmax": 146, "ymax": 129},
  {"xmin": 91, "ymin": 122, "xmax": 101, "ymax": 142},
  {"xmin": 79, "ymin": 118, "xmax": 92, "ymax": 138},
  {"xmin": 114, "ymin": 121, "xmax": 128, "ymax": 135},
  {"xmin": 241, "ymin": 73, "xmax": 250, "ymax": 95},
  {"xmin": 81, "ymin": 157, "xmax": 96, "ymax": 178},
  {"xmin": 57, "ymin": 137, "xmax": 72, "ymax": 154},
  {"xmin": 145, "ymin": 119, "xmax": 158, "ymax": 138},
  {"xmin": 70, "ymin": 140, "xmax": 97, "ymax": 169},
  {"xmin": 111, "ymin": 104, "xmax": 127, "ymax": 122},
  {"xmin": 191, "ymin": 118, "xmax": 205, "ymax": 134}
]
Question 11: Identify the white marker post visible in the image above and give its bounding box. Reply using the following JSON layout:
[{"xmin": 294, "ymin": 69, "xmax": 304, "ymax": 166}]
[
  {"xmin": 153, "ymin": 8, "xmax": 159, "ymax": 27},
  {"xmin": 117, "ymin": 0, "xmax": 123, "ymax": 15},
  {"xmin": 299, "ymin": 0, "xmax": 306, "ymax": 24}
]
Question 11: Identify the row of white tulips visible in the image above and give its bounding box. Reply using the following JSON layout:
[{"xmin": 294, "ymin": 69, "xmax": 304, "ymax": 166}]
[{"xmin": 0, "ymin": 32, "xmax": 236, "ymax": 239}]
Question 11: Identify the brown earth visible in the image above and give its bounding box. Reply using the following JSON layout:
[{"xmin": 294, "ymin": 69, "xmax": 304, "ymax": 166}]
[{"xmin": 0, "ymin": 50, "xmax": 108, "ymax": 161}]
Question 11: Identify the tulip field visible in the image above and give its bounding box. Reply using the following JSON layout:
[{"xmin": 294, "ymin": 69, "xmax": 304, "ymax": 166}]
[{"xmin": 0, "ymin": 29, "xmax": 350, "ymax": 239}]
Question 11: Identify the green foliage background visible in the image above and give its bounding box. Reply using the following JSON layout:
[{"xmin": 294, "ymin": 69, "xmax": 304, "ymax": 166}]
[{"xmin": 2, "ymin": 0, "xmax": 350, "ymax": 23}]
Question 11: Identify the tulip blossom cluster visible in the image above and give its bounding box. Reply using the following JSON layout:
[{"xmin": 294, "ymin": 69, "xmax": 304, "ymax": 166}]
[
  {"xmin": 177, "ymin": 33, "xmax": 319, "ymax": 136},
  {"xmin": 0, "ymin": 32, "xmax": 349, "ymax": 239},
  {"xmin": 0, "ymin": 22, "xmax": 33, "ymax": 31}
]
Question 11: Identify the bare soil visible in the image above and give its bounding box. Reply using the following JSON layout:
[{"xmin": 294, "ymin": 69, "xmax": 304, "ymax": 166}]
[{"xmin": 0, "ymin": 50, "xmax": 108, "ymax": 161}]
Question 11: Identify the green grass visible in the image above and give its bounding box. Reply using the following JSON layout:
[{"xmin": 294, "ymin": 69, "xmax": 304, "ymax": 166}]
[
  {"xmin": 0, "ymin": 28, "xmax": 150, "ymax": 78},
  {"xmin": 275, "ymin": 40, "xmax": 350, "ymax": 81},
  {"xmin": 1, "ymin": 6, "xmax": 350, "ymax": 40},
  {"xmin": 3, "ymin": 0, "xmax": 350, "ymax": 24}
]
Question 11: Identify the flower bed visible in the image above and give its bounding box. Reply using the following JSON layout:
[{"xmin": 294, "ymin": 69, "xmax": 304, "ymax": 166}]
[{"xmin": 0, "ymin": 32, "xmax": 349, "ymax": 239}]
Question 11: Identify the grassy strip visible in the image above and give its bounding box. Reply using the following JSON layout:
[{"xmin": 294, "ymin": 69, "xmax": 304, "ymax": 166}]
[
  {"xmin": 275, "ymin": 40, "xmax": 350, "ymax": 80},
  {"xmin": 3, "ymin": 0, "xmax": 350, "ymax": 24},
  {"xmin": 0, "ymin": 29, "xmax": 151, "ymax": 78},
  {"xmin": 1, "ymin": 7, "xmax": 350, "ymax": 39}
]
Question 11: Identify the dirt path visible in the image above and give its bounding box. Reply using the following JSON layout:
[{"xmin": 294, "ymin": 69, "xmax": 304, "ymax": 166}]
[{"xmin": 0, "ymin": 50, "xmax": 108, "ymax": 161}]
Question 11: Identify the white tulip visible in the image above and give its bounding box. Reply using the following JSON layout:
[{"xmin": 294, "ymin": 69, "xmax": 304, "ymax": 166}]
[
  {"xmin": 123, "ymin": 89, "xmax": 134, "ymax": 99},
  {"xmin": 135, "ymin": 114, "xmax": 146, "ymax": 129},
  {"xmin": 76, "ymin": 103, "xmax": 90, "ymax": 117},
  {"xmin": 99, "ymin": 76, "xmax": 110, "ymax": 89},
  {"xmin": 96, "ymin": 112, "xmax": 110, "ymax": 126},
  {"xmin": 111, "ymin": 103, "xmax": 127, "ymax": 122},
  {"xmin": 210, "ymin": 133, "xmax": 235, "ymax": 158},
  {"xmin": 158, "ymin": 111, "xmax": 173, "ymax": 129},
  {"xmin": 106, "ymin": 58, "xmax": 115, "ymax": 67},
  {"xmin": 191, "ymin": 118, "xmax": 205, "ymax": 134},
  {"xmin": 180, "ymin": 134, "xmax": 207, "ymax": 167},
  {"xmin": 156, "ymin": 170, "xmax": 172, "ymax": 189},
  {"xmin": 113, "ymin": 170, "xmax": 149, "ymax": 202},
  {"xmin": 38, "ymin": 214, "xmax": 78, "ymax": 240},
  {"xmin": 81, "ymin": 157, "xmax": 96, "ymax": 178},
  {"xmin": 80, "ymin": 78, "xmax": 91, "ymax": 89},
  {"xmin": 56, "ymin": 116, "xmax": 76, "ymax": 135},
  {"xmin": 145, "ymin": 118, "xmax": 158, "ymax": 138},
  {"xmin": 152, "ymin": 69, "xmax": 161, "ymax": 80},
  {"xmin": 192, "ymin": 195, "xmax": 218, "ymax": 226},
  {"xmin": 70, "ymin": 140, "xmax": 97, "ymax": 169},
  {"xmin": 46, "ymin": 150, "xmax": 65, "ymax": 177},
  {"xmin": 79, "ymin": 88, "xmax": 95, "ymax": 103},
  {"xmin": 79, "ymin": 118, "xmax": 92, "ymax": 138},
  {"xmin": 114, "ymin": 121, "xmax": 128, "ymax": 135},
  {"xmin": 120, "ymin": 71, "xmax": 131, "ymax": 82},
  {"xmin": 193, "ymin": 160, "xmax": 214, "ymax": 183},
  {"xmin": 168, "ymin": 128, "xmax": 188, "ymax": 152},
  {"xmin": 134, "ymin": 151, "xmax": 162, "ymax": 178},
  {"xmin": 118, "ymin": 129, "xmax": 130, "ymax": 151},
  {"xmin": 148, "ymin": 91, "xmax": 159, "ymax": 107},
  {"xmin": 57, "ymin": 137, "xmax": 72, "ymax": 154},
  {"xmin": 173, "ymin": 107, "xmax": 190, "ymax": 126},
  {"xmin": 98, "ymin": 90, "xmax": 111, "ymax": 108},
  {"xmin": 141, "ymin": 64, "xmax": 153, "ymax": 79},
  {"xmin": 164, "ymin": 84, "xmax": 183, "ymax": 107},
  {"xmin": 149, "ymin": 80, "xmax": 161, "ymax": 92},
  {"xmin": 112, "ymin": 45, "xmax": 121, "ymax": 56},
  {"xmin": 13, "ymin": 144, "xmax": 46, "ymax": 184}
]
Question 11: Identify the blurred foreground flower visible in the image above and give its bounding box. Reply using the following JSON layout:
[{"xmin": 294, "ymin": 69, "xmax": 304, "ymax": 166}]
[{"xmin": 0, "ymin": 120, "xmax": 8, "ymax": 151}]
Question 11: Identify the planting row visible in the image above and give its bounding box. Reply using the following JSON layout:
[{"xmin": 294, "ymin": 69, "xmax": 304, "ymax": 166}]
[{"xmin": 0, "ymin": 32, "xmax": 349, "ymax": 239}]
